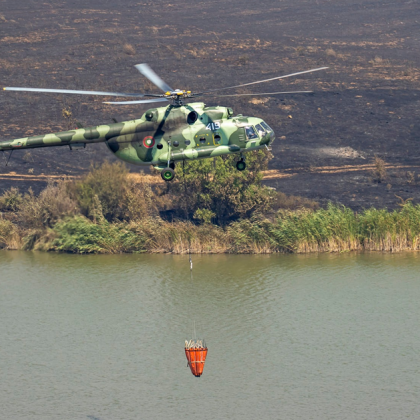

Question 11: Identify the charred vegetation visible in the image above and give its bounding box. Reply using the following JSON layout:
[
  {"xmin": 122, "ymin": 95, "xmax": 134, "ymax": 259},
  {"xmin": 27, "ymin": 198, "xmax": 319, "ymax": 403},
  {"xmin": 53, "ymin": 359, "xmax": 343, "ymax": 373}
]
[{"xmin": 0, "ymin": 0, "xmax": 419, "ymax": 211}]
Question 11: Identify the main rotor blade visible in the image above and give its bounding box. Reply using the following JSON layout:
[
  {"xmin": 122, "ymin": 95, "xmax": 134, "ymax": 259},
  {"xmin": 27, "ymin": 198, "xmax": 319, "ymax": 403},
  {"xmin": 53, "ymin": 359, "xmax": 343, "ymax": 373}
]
[
  {"xmin": 203, "ymin": 90, "xmax": 313, "ymax": 97},
  {"xmin": 135, "ymin": 64, "xmax": 173, "ymax": 93},
  {"xmin": 197, "ymin": 67, "xmax": 329, "ymax": 94},
  {"xmin": 3, "ymin": 87, "xmax": 155, "ymax": 97},
  {"xmin": 104, "ymin": 98, "xmax": 169, "ymax": 105}
]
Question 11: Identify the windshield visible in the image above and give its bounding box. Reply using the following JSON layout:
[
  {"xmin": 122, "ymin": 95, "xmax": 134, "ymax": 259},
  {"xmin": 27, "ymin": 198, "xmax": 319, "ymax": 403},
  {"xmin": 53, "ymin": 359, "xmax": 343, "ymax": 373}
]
[
  {"xmin": 245, "ymin": 126, "xmax": 258, "ymax": 140},
  {"xmin": 255, "ymin": 123, "xmax": 266, "ymax": 136},
  {"xmin": 261, "ymin": 121, "xmax": 273, "ymax": 132}
]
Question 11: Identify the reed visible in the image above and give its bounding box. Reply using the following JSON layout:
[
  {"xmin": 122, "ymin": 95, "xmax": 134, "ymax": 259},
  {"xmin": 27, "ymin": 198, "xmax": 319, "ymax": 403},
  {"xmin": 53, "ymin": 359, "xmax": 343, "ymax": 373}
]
[
  {"xmin": 358, "ymin": 204, "xmax": 420, "ymax": 251},
  {"xmin": 270, "ymin": 204, "xmax": 361, "ymax": 253},
  {"xmin": 126, "ymin": 218, "xmax": 229, "ymax": 253},
  {"xmin": 44, "ymin": 217, "xmax": 147, "ymax": 254},
  {"xmin": 4, "ymin": 201, "xmax": 420, "ymax": 254},
  {"xmin": 0, "ymin": 218, "xmax": 22, "ymax": 250}
]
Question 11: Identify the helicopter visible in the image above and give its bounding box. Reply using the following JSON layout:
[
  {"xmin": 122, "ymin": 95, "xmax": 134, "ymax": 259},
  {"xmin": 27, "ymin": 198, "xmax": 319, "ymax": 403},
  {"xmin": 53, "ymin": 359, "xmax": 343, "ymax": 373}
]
[{"xmin": 1, "ymin": 64, "xmax": 328, "ymax": 181}]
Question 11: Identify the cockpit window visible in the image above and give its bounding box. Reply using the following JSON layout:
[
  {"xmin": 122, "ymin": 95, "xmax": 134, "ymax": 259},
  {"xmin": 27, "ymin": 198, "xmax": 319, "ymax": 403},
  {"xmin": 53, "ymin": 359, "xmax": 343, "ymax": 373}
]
[
  {"xmin": 255, "ymin": 124, "xmax": 266, "ymax": 136},
  {"xmin": 245, "ymin": 126, "xmax": 258, "ymax": 140},
  {"xmin": 261, "ymin": 121, "xmax": 273, "ymax": 132}
]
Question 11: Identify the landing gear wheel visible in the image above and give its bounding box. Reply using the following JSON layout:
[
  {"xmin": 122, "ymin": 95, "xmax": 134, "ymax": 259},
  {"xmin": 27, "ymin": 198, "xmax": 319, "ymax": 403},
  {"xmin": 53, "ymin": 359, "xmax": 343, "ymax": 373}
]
[
  {"xmin": 236, "ymin": 160, "xmax": 246, "ymax": 171},
  {"xmin": 161, "ymin": 167, "xmax": 175, "ymax": 181}
]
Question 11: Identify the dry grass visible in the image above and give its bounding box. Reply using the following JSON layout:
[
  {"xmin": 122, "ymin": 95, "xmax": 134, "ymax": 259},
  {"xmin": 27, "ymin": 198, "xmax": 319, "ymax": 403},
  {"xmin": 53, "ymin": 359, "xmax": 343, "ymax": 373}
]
[
  {"xmin": 237, "ymin": 55, "xmax": 249, "ymax": 65},
  {"xmin": 295, "ymin": 46, "xmax": 306, "ymax": 56},
  {"xmin": 249, "ymin": 98, "xmax": 269, "ymax": 105},
  {"xmin": 0, "ymin": 218, "xmax": 22, "ymax": 250},
  {"xmin": 369, "ymin": 56, "xmax": 390, "ymax": 66},
  {"xmin": 272, "ymin": 191, "xmax": 319, "ymax": 211},
  {"xmin": 123, "ymin": 43, "xmax": 136, "ymax": 55},
  {"xmin": 406, "ymin": 171, "xmax": 416, "ymax": 184},
  {"xmin": 187, "ymin": 47, "xmax": 208, "ymax": 59},
  {"xmin": 325, "ymin": 48, "xmax": 337, "ymax": 57}
]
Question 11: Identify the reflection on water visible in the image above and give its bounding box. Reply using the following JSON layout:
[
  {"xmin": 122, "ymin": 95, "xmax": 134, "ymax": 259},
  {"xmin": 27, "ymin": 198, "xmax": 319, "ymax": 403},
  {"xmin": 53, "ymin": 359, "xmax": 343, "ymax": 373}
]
[{"xmin": 1, "ymin": 251, "xmax": 419, "ymax": 420}]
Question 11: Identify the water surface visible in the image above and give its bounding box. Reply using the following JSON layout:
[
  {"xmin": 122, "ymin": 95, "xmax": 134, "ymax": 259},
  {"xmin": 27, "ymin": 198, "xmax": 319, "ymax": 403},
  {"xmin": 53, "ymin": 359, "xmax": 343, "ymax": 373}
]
[{"xmin": 1, "ymin": 251, "xmax": 419, "ymax": 419}]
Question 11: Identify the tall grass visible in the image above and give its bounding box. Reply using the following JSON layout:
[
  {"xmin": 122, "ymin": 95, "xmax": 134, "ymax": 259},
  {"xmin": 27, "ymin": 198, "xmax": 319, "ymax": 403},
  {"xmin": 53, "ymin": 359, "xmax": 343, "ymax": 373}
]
[
  {"xmin": 270, "ymin": 204, "xmax": 361, "ymax": 253},
  {"xmin": 228, "ymin": 202, "xmax": 420, "ymax": 253},
  {"xmin": 0, "ymin": 218, "xmax": 21, "ymax": 250},
  {"xmin": 126, "ymin": 218, "xmax": 228, "ymax": 253},
  {"xmin": 3, "ymin": 203, "xmax": 420, "ymax": 254},
  {"xmin": 24, "ymin": 202, "xmax": 420, "ymax": 254},
  {"xmin": 359, "ymin": 204, "xmax": 420, "ymax": 251}
]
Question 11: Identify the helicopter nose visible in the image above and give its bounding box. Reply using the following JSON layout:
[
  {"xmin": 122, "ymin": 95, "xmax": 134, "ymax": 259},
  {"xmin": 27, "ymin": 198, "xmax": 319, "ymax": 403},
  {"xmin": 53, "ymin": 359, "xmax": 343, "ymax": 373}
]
[{"xmin": 260, "ymin": 130, "xmax": 273, "ymax": 145}]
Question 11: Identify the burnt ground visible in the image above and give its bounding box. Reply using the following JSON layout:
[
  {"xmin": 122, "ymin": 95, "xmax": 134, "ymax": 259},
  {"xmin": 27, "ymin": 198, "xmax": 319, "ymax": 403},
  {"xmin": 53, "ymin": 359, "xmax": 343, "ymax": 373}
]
[{"xmin": 0, "ymin": 0, "xmax": 419, "ymax": 210}]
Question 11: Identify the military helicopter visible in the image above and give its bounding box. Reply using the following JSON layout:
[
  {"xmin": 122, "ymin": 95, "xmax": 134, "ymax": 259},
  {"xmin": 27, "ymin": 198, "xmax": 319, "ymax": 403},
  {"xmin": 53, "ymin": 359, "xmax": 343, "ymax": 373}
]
[{"xmin": 2, "ymin": 64, "xmax": 327, "ymax": 181}]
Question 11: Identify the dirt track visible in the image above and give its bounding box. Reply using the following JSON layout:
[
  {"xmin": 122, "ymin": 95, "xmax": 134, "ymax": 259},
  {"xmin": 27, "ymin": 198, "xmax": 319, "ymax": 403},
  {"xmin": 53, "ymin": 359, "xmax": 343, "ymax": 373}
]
[{"xmin": 0, "ymin": 0, "xmax": 419, "ymax": 210}]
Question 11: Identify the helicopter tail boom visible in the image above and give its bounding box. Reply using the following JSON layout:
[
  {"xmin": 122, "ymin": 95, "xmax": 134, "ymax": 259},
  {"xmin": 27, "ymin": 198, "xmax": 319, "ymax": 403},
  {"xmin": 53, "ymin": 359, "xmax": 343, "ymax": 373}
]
[{"xmin": 0, "ymin": 122, "xmax": 132, "ymax": 152}]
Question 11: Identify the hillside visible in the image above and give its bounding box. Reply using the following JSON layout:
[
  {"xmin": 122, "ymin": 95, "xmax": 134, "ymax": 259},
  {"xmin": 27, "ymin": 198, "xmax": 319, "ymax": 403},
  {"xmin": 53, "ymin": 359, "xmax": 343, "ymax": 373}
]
[{"xmin": 0, "ymin": 0, "xmax": 419, "ymax": 210}]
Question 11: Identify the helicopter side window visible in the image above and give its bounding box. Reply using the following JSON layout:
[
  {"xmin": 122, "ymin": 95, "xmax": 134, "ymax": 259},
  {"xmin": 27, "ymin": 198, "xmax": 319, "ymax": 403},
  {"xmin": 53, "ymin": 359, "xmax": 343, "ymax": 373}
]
[
  {"xmin": 245, "ymin": 126, "xmax": 258, "ymax": 140},
  {"xmin": 255, "ymin": 124, "xmax": 266, "ymax": 137},
  {"xmin": 199, "ymin": 136, "xmax": 206, "ymax": 144},
  {"xmin": 261, "ymin": 121, "xmax": 273, "ymax": 132}
]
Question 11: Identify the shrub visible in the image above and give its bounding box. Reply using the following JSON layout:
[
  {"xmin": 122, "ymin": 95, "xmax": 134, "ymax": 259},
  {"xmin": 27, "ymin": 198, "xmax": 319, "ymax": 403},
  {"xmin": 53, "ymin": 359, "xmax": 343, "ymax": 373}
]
[
  {"xmin": 168, "ymin": 150, "xmax": 274, "ymax": 225},
  {"xmin": 0, "ymin": 187, "xmax": 23, "ymax": 212},
  {"xmin": 371, "ymin": 156, "xmax": 387, "ymax": 183},
  {"xmin": 18, "ymin": 180, "xmax": 79, "ymax": 229},
  {"xmin": 122, "ymin": 177, "xmax": 160, "ymax": 221},
  {"xmin": 193, "ymin": 208, "xmax": 215, "ymax": 224},
  {"xmin": 73, "ymin": 161, "xmax": 130, "ymax": 221}
]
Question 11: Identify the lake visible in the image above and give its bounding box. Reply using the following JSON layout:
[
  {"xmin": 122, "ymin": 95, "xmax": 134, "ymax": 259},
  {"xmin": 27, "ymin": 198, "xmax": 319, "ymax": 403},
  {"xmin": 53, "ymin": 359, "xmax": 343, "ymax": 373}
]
[{"xmin": 0, "ymin": 251, "xmax": 419, "ymax": 419}]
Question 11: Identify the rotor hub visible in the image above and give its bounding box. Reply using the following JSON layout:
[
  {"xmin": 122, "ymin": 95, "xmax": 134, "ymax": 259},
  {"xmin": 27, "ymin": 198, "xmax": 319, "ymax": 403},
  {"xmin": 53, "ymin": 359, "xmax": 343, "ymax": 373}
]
[{"xmin": 164, "ymin": 90, "xmax": 194, "ymax": 105}]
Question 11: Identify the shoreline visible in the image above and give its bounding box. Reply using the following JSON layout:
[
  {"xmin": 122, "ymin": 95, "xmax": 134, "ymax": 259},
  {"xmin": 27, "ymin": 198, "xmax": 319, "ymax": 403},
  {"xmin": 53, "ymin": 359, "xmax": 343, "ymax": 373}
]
[{"xmin": 2, "ymin": 202, "xmax": 420, "ymax": 254}]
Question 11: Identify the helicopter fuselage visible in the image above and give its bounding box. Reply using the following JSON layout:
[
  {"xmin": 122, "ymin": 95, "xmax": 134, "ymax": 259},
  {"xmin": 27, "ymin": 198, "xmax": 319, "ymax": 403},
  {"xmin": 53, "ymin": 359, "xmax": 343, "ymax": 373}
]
[{"xmin": 0, "ymin": 102, "xmax": 275, "ymax": 171}]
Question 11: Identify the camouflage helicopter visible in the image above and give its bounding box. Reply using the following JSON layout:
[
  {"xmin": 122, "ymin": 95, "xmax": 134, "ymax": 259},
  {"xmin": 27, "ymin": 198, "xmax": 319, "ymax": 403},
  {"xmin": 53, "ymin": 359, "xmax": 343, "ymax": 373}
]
[{"xmin": 2, "ymin": 64, "xmax": 327, "ymax": 181}]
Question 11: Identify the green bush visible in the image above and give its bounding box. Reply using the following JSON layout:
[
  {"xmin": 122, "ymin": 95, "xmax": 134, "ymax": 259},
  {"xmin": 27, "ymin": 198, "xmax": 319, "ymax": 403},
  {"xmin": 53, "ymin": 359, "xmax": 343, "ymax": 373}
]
[
  {"xmin": 73, "ymin": 161, "xmax": 130, "ymax": 221},
  {"xmin": 168, "ymin": 150, "xmax": 274, "ymax": 225},
  {"xmin": 49, "ymin": 216, "xmax": 146, "ymax": 254}
]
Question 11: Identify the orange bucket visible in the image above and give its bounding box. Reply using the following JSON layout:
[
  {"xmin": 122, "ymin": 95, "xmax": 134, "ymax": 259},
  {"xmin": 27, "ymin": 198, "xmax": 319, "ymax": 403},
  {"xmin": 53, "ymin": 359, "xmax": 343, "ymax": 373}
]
[{"xmin": 185, "ymin": 340, "xmax": 208, "ymax": 377}]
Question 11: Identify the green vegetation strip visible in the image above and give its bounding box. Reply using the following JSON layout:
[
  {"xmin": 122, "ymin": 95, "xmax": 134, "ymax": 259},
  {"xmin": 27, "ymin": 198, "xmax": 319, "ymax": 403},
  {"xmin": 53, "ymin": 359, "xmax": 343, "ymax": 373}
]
[
  {"xmin": 2, "ymin": 202, "xmax": 420, "ymax": 253},
  {"xmin": 1, "ymin": 158, "xmax": 420, "ymax": 254}
]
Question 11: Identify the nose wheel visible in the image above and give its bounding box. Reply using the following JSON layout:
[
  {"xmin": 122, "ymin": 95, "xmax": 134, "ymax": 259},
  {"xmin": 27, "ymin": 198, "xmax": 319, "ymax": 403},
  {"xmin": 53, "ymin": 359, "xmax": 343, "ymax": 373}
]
[{"xmin": 236, "ymin": 158, "xmax": 246, "ymax": 171}]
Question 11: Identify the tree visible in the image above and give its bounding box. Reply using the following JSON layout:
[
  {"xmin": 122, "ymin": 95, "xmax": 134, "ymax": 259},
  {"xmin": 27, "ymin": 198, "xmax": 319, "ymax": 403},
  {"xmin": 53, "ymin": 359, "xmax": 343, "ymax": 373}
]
[{"xmin": 168, "ymin": 150, "xmax": 274, "ymax": 226}]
